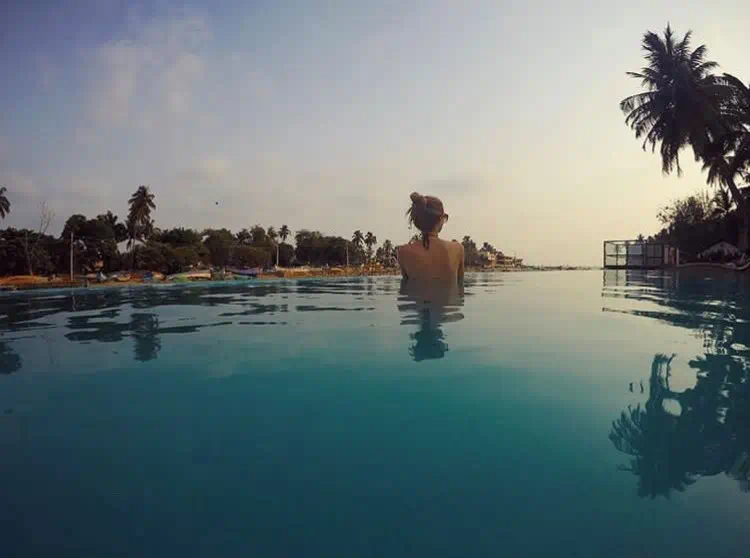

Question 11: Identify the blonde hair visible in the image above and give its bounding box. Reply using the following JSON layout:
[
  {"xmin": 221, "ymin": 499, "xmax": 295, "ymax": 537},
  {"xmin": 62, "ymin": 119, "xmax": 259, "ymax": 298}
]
[{"xmin": 407, "ymin": 192, "xmax": 446, "ymax": 248}]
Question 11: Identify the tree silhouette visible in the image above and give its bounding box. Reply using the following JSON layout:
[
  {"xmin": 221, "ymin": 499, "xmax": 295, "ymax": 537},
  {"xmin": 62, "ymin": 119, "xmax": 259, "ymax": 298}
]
[
  {"xmin": 127, "ymin": 185, "xmax": 156, "ymax": 268},
  {"xmin": 0, "ymin": 186, "xmax": 10, "ymax": 219},
  {"xmin": 621, "ymin": 25, "xmax": 750, "ymax": 247}
]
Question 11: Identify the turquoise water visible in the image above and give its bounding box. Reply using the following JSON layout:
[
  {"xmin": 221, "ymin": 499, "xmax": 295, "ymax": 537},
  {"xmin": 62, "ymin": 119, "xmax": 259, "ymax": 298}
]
[{"xmin": 1, "ymin": 271, "xmax": 749, "ymax": 556}]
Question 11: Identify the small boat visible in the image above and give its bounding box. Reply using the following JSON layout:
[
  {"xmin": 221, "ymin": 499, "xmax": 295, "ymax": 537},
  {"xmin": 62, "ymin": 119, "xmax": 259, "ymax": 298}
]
[
  {"xmin": 226, "ymin": 267, "xmax": 260, "ymax": 278},
  {"xmin": 166, "ymin": 270, "xmax": 212, "ymax": 281}
]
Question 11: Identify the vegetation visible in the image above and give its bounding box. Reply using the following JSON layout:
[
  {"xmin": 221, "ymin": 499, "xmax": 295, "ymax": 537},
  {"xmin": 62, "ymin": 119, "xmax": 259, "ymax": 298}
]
[
  {"xmin": 0, "ymin": 186, "xmax": 10, "ymax": 219},
  {"xmin": 0, "ymin": 185, "xmax": 512, "ymax": 277},
  {"xmin": 622, "ymin": 24, "xmax": 750, "ymax": 249},
  {"xmin": 639, "ymin": 189, "xmax": 741, "ymax": 260}
]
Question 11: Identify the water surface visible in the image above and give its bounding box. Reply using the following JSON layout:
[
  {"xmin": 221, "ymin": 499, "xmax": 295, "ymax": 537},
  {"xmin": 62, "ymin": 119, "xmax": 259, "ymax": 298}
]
[{"xmin": 1, "ymin": 271, "xmax": 749, "ymax": 556}]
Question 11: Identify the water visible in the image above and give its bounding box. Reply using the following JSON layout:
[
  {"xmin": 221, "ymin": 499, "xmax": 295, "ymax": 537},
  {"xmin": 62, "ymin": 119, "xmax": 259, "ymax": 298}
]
[{"xmin": 1, "ymin": 271, "xmax": 749, "ymax": 557}]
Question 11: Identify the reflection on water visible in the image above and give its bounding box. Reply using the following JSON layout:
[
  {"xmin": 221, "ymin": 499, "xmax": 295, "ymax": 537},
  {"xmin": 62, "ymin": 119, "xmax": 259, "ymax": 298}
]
[
  {"xmin": 131, "ymin": 313, "xmax": 161, "ymax": 362},
  {"xmin": 0, "ymin": 342, "xmax": 21, "ymax": 374},
  {"xmin": 0, "ymin": 276, "xmax": 484, "ymax": 371},
  {"xmin": 603, "ymin": 270, "xmax": 750, "ymax": 498},
  {"xmin": 397, "ymin": 279, "xmax": 465, "ymax": 361}
]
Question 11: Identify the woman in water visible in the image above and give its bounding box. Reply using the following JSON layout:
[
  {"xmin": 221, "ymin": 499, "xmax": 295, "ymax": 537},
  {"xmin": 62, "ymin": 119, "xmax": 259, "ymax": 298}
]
[{"xmin": 397, "ymin": 192, "xmax": 464, "ymax": 284}]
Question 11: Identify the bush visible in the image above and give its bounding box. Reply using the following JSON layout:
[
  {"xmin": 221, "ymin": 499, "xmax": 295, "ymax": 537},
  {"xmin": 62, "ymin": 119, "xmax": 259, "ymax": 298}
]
[
  {"xmin": 134, "ymin": 243, "xmax": 168, "ymax": 272},
  {"xmin": 231, "ymin": 245, "xmax": 272, "ymax": 268},
  {"xmin": 170, "ymin": 246, "xmax": 201, "ymax": 273}
]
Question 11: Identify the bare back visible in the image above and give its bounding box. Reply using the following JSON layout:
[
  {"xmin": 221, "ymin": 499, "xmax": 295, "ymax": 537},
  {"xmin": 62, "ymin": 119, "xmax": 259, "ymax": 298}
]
[{"xmin": 397, "ymin": 237, "xmax": 464, "ymax": 284}]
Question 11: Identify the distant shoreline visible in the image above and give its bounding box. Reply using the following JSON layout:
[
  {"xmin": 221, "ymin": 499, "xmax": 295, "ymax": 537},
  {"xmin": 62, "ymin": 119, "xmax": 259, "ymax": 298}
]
[{"xmin": 0, "ymin": 266, "xmax": 601, "ymax": 292}]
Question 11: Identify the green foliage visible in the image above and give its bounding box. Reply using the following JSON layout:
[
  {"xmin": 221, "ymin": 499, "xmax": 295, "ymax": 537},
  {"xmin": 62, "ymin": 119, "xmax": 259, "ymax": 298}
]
[
  {"xmin": 134, "ymin": 242, "xmax": 168, "ymax": 272},
  {"xmin": 153, "ymin": 227, "xmax": 202, "ymax": 247},
  {"xmin": 231, "ymin": 245, "xmax": 272, "ymax": 268},
  {"xmin": 202, "ymin": 229, "xmax": 234, "ymax": 267},
  {"xmin": 62, "ymin": 213, "xmax": 125, "ymax": 273},
  {"xmin": 250, "ymin": 225, "xmax": 267, "ymax": 244},
  {"xmin": 461, "ymin": 236, "xmax": 481, "ymax": 266},
  {"xmin": 127, "ymin": 186, "xmax": 156, "ymax": 251},
  {"xmin": 294, "ymin": 230, "xmax": 350, "ymax": 266},
  {"xmin": 0, "ymin": 186, "xmax": 11, "ymax": 219},
  {"xmin": 277, "ymin": 243, "xmax": 294, "ymax": 266},
  {"xmin": 0, "ymin": 228, "xmax": 60, "ymax": 276},
  {"xmin": 649, "ymin": 190, "xmax": 739, "ymax": 257},
  {"xmin": 621, "ymin": 25, "xmax": 750, "ymax": 247}
]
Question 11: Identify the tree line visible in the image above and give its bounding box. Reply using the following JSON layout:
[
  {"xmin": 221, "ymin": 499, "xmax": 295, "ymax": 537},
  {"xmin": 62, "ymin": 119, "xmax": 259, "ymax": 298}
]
[
  {"xmin": 621, "ymin": 25, "xmax": 750, "ymax": 251},
  {"xmin": 0, "ymin": 186, "xmax": 505, "ymax": 276},
  {"xmin": 638, "ymin": 187, "xmax": 740, "ymax": 260}
]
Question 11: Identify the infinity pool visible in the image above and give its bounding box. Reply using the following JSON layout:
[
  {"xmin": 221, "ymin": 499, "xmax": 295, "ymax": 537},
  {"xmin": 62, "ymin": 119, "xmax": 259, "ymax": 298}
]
[{"xmin": 1, "ymin": 271, "xmax": 749, "ymax": 556}]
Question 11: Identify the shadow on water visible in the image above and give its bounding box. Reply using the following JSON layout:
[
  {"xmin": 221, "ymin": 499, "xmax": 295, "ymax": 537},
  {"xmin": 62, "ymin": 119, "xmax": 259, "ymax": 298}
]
[
  {"xmin": 397, "ymin": 279, "xmax": 465, "ymax": 362},
  {"xmin": 603, "ymin": 270, "xmax": 750, "ymax": 498},
  {"xmin": 0, "ymin": 342, "xmax": 21, "ymax": 374}
]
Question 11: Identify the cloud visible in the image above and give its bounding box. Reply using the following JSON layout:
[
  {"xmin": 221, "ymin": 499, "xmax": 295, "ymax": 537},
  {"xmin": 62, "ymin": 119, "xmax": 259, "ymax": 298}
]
[{"xmin": 87, "ymin": 11, "xmax": 211, "ymax": 127}]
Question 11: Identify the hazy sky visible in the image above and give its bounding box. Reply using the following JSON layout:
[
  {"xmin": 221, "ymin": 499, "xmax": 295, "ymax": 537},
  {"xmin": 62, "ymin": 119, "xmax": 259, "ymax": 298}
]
[{"xmin": 1, "ymin": 0, "xmax": 748, "ymax": 265}]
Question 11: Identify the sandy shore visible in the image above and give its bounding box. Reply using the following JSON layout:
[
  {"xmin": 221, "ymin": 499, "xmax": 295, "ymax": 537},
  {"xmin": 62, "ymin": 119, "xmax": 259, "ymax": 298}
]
[
  {"xmin": 0, "ymin": 267, "xmax": 402, "ymax": 291},
  {"xmin": 0, "ymin": 265, "xmax": 572, "ymax": 292}
]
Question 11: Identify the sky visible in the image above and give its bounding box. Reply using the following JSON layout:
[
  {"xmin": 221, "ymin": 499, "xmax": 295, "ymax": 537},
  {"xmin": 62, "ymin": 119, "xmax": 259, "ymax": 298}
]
[{"xmin": 1, "ymin": 0, "xmax": 748, "ymax": 265}]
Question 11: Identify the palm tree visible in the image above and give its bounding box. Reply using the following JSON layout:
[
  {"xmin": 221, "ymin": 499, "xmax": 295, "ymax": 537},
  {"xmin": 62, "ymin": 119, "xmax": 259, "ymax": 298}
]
[
  {"xmin": 382, "ymin": 239, "xmax": 393, "ymax": 261},
  {"xmin": 279, "ymin": 225, "xmax": 290, "ymax": 244},
  {"xmin": 352, "ymin": 230, "xmax": 364, "ymax": 264},
  {"xmin": 0, "ymin": 187, "xmax": 9, "ymax": 219},
  {"xmin": 364, "ymin": 232, "xmax": 377, "ymax": 262},
  {"xmin": 702, "ymin": 73, "xmax": 750, "ymax": 230},
  {"xmin": 235, "ymin": 228, "xmax": 251, "ymax": 245},
  {"xmin": 267, "ymin": 226, "xmax": 279, "ymax": 266},
  {"xmin": 127, "ymin": 186, "xmax": 156, "ymax": 268},
  {"xmin": 620, "ymin": 25, "xmax": 750, "ymax": 247},
  {"xmin": 711, "ymin": 187, "xmax": 735, "ymax": 219},
  {"xmin": 352, "ymin": 230, "xmax": 364, "ymax": 249},
  {"xmin": 620, "ymin": 25, "xmax": 729, "ymax": 175}
]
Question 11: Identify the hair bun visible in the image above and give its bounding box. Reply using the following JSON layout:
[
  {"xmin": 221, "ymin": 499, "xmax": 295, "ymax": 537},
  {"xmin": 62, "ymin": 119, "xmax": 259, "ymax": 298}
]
[{"xmin": 410, "ymin": 192, "xmax": 424, "ymax": 204}]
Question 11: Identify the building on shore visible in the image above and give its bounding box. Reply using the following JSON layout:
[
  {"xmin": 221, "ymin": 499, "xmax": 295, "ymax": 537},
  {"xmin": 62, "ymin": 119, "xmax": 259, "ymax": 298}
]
[
  {"xmin": 603, "ymin": 240, "xmax": 678, "ymax": 269},
  {"xmin": 478, "ymin": 248, "xmax": 523, "ymax": 269}
]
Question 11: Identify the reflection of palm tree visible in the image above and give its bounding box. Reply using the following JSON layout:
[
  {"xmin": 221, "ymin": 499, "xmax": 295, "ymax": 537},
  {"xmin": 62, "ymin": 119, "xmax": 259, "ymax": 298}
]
[
  {"xmin": 610, "ymin": 354, "xmax": 697, "ymax": 498},
  {"xmin": 604, "ymin": 270, "xmax": 750, "ymax": 496},
  {"xmin": 130, "ymin": 313, "xmax": 161, "ymax": 362},
  {"xmin": 0, "ymin": 342, "xmax": 22, "ymax": 374}
]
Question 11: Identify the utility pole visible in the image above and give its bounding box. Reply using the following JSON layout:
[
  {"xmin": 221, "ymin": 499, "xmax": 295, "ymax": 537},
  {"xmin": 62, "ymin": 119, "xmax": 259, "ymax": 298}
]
[
  {"xmin": 70, "ymin": 231, "xmax": 74, "ymax": 281},
  {"xmin": 346, "ymin": 243, "xmax": 349, "ymax": 267}
]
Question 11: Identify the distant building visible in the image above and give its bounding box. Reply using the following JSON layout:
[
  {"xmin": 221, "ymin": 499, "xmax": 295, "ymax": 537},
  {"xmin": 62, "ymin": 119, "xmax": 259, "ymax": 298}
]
[{"xmin": 496, "ymin": 253, "xmax": 523, "ymax": 268}]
